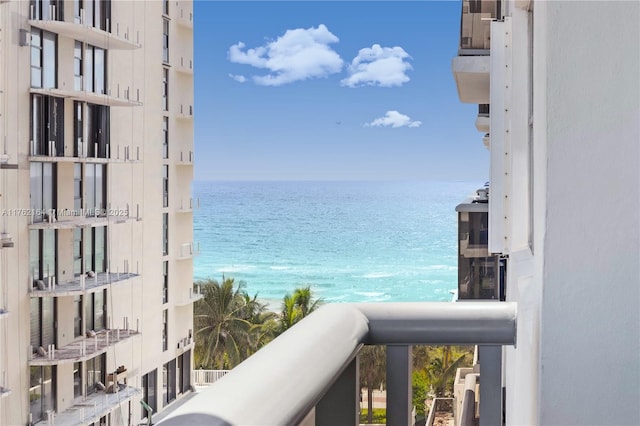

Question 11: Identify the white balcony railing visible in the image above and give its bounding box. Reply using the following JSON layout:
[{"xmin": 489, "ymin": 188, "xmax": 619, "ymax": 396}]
[
  {"xmin": 192, "ymin": 370, "xmax": 230, "ymax": 387},
  {"xmin": 157, "ymin": 302, "xmax": 516, "ymax": 426},
  {"xmin": 178, "ymin": 242, "xmax": 199, "ymax": 259}
]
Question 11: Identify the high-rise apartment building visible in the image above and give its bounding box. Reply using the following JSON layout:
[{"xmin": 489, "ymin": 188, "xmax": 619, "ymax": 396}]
[{"xmin": 0, "ymin": 1, "xmax": 196, "ymax": 424}]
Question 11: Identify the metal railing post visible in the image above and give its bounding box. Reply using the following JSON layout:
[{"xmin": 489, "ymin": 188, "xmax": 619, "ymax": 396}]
[
  {"xmin": 478, "ymin": 345, "xmax": 502, "ymax": 426},
  {"xmin": 315, "ymin": 357, "xmax": 359, "ymax": 426},
  {"xmin": 387, "ymin": 344, "xmax": 412, "ymax": 426}
]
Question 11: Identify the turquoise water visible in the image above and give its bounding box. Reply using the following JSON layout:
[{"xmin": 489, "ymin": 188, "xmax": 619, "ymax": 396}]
[{"xmin": 193, "ymin": 181, "xmax": 482, "ymax": 303}]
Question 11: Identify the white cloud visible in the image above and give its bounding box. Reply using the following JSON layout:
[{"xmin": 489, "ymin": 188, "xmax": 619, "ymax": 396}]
[
  {"xmin": 341, "ymin": 44, "xmax": 413, "ymax": 88},
  {"xmin": 228, "ymin": 74, "xmax": 247, "ymax": 83},
  {"xmin": 364, "ymin": 111, "xmax": 422, "ymax": 128},
  {"xmin": 228, "ymin": 24, "xmax": 343, "ymax": 86}
]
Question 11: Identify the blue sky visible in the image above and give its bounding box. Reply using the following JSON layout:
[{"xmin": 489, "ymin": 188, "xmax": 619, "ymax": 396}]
[{"xmin": 193, "ymin": 1, "xmax": 488, "ymax": 181}]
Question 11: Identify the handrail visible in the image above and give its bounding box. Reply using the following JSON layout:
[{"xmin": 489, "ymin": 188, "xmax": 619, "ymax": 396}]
[{"xmin": 158, "ymin": 302, "xmax": 516, "ymax": 426}]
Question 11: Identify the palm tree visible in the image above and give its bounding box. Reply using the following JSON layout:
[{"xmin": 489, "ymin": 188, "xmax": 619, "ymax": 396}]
[
  {"xmin": 194, "ymin": 277, "xmax": 253, "ymax": 369},
  {"xmin": 359, "ymin": 345, "xmax": 386, "ymax": 424},
  {"xmin": 278, "ymin": 286, "xmax": 322, "ymax": 333},
  {"xmin": 426, "ymin": 346, "xmax": 468, "ymax": 397}
]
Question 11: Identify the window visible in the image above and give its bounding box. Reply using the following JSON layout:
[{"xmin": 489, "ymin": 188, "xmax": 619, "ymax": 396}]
[
  {"xmin": 31, "ymin": 30, "xmax": 57, "ymax": 89},
  {"xmin": 73, "ymin": 362, "xmax": 83, "ymax": 398},
  {"xmin": 162, "ymin": 213, "xmax": 168, "ymax": 256},
  {"xmin": 30, "ymin": 297, "xmax": 56, "ymax": 351},
  {"xmin": 86, "ymin": 353, "xmax": 105, "ymax": 395},
  {"xmin": 162, "ymin": 261, "xmax": 169, "ymax": 304},
  {"xmin": 74, "ymin": 0, "xmax": 83, "ymax": 23},
  {"xmin": 180, "ymin": 350, "xmax": 191, "ymax": 394},
  {"xmin": 74, "ymin": 295, "xmax": 83, "ymax": 337},
  {"xmin": 74, "ymin": 101, "xmax": 84, "ymax": 156},
  {"xmin": 162, "ymin": 116, "xmax": 169, "ymax": 159},
  {"xmin": 81, "ymin": 0, "xmax": 111, "ymax": 31},
  {"xmin": 29, "ymin": 366, "xmax": 56, "ymax": 423},
  {"xmin": 74, "ymin": 163, "xmax": 83, "ymax": 212},
  {"xmin": 85, "ymin": 290, "xmax": 106, "ymax": 333},
  {"xmin": 83, "ymin": 227, "xmax": 107, "ymax": 274},
  {"xmin": 141, "ymin": 370, "xmax": 157, "ymax": 419},
  {"xmin": 30, "ymin": 0, "xmax": 63, "ymax": 20},
  {"xmin": 31, "ymin": 95, "xmax": 64, "ymax": 156},
  {"xmin": 163, "ymin": 165, "xmax": 169, "ymax": 208},
  {"xmin": 85, "ymin": 164, "xmax": 106, "ymax": 216},
  {"xmin": 162, "ymin": 309, "xmax": 168, "ymax": 351},
  {"xmin": 73, "ymin": 228, "xmax": 83, "ymax": 276},
  {"xmin": 163, "ymin": 359, "xmax": 176, "ymax": 406},
  {"xmin": 162, "ymin": 68, "xmax": 169, "ymax": 111},
  {"xmin": 30, "ymin": 229, "xmax": 56, "ymax": 286},
  {"xmin": 30, "ymin": 162, "xmax": 56, "ymax": 222},
  {"xmin": 162, "ymin": 19, "xmax": 169, "ymax": 63},
  {"xmin": 163, "ymin": 0, "xmax": 169, "ymax": 15},
  {"xmin": 84, "ymin": 45, "xmax": 106, "ymax": 94},
  {"xmin": 86, "ymin": 104, "xmax": 110, "ymax": 158},
  {"xmin": 74, "ymin": 41, "xmax": 83, "ymax": 90}
]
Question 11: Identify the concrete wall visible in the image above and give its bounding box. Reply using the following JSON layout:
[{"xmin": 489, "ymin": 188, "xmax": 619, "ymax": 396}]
[{"xmin": 538, "ymin": 1, "xmax": 640, "ymax": 424}]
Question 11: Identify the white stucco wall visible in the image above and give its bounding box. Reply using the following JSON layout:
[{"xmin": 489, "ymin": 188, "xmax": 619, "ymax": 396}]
[{"xmin": 539, "ymin": 1, "xmax": 640, "ymax": 424}]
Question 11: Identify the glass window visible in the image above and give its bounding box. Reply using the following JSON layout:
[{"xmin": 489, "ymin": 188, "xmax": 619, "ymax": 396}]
[
  {"xmin": 74, "ymin": 164, "xmax": 83, "ymax": 212},
  {"xmin": 162, "ymin": 213, "xmax": 168, "ymax": 256},
  {"xmin": 163, "ymin": 165, "xmax": 169, "ymax": 208},
  {"xmin": 30, "ymin": 162, "xmax": 55, "ymax": 222},
  {"xmin": 29, "ymin": 366, "xmax": 56, "ymax": 423},
  {"xmin": 94, "ymin": 47, "xmax": 105, "ymax": 94},
  {"xmin": 31, "ymin": 31, "xmax": 42, "ymax": 87},
  {"xmin": 94, "ymin": 227, "xmax": 106, "ymax": 273},
  {"xmin": 73, "ymin": 228, "xmax": 83, "ymax": 276},
  {"xmin": 74, "ymin": 41, "xmax": 83, "ymax": 90},
  {"xmin": 141, "ymin": 370, "xmax": 157, "ymax": 419},
  {"xmin": 74, "ymin": 0, "xmax": 82, "ymax": 23},
  {"xmin": 162, "ymin": 309, "xmax": 168, "ymax": 351},
  {"xmin": 162, "ymin": 116, "xmax": 169, "ymax": 159},
  {"xmin": 181, "ymin": 350, "xmax": 191, "ymax": 393},
  {"xmin": 162, "ymin": 19, "xmax": 169, "ymax": 63},
  {"xmin": 74, "ymin": 102, "xmax": 84, "ymax": 157},
  {"xmin": 73, "ymin": 362, "xmax": 82, "ymax": 398},
  {"xmin": 85, "ymin": 45, "xmax": 94, "ymax": 92},
  {"xmin": 31, "ymin": 95, "xmax": 64, "ymax": 156},
  {"xmin": 74, "ymin": 296, "xmax": 83, "ymax": 337},
  {"xmin": 162, "ymin": 261, "xmax": 168, "ymax": 304},
  {"xmin": 43, "ymin": 31, "xmax": 56, "ymax": 89},
  {"xmin": 162, "ymin": 68, "xmax": 169, "ymax": 111},
  {"xmin": 85, "ymin": 290, "xmax": 106, "ymax": 332},
  {"xmin": 30, "ymin": 297, "xmax": 55, "ymax": 350},
  {"xmin": 86, "ymin": 353, "xmax": 105, "ymax": 395},
  {"xmin": 29, "ymin": 228, "xmax": 57, "ymax": 285},
  {"xmin": 163, "ymin": 0, "xmax": 168, "ymax": 15},
  {"xmin": 163, "ymin": 359, "xmax": 176, "ymax": 406}
]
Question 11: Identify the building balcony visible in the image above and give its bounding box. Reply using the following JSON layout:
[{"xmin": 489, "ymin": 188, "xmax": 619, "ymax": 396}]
[
  {"xmin": 30, "ymin": 86, "xmax": 142, "ymax": 108},
  {"xmin": 475, "ymin": 104, "xmax": 490, "ymax": 132},
  {"xmin": 176, "ymin": 242, "xmax": 199, "ymax": 260},
  {"xmin": 175, "ymin": 284, "xmax": 203, "ymax": 306},
  {"xmin": 33, "ymin": 385, "xmax": 139, "ymax": 426},
  {"xmin": 175, "ymin": 57, "xmax": 194, "ymax": 75},
  {"xmin": 176, "ymin": 198, "xmax": 198, "ymax": 213},
  {"xmin": 157, "ymin": 302, "xmax": 516, "ymax": 426},
  {"xmin": 176, "ymin": 151, "xmax": 194, "ymax": 166},
  {"xmin": 27, "ymin": 206, "xmax": 140, "ymax": 230},
  {"xmin": 29, "ymin": 328, "xmax": 140, "ymax": 366},
  {"xmin": 30, "ymin": 271, "xmax": 139, "ymax": 298},
  {"xmin": 176, "ymin": 8, "xmax": 193, "ymax": 29},
  {"xmin": 452, "ymin": 0, "xmax": 498, "ymax": 104},
  {"xmin": 27, "ymin": 16, "xmax": 141, "ymax": 50},
  {"xmin": 177, "ymin": 104, "xmax": 194, "ymax": 120},
  {"xmin": 29, "ymin": 142, "xmax": 141, "ymax": 163}
]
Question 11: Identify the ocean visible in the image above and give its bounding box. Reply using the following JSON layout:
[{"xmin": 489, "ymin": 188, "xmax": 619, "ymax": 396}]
[{"xmin": 193, "ymin": 181, "xmax": 483, "ymax": 304}]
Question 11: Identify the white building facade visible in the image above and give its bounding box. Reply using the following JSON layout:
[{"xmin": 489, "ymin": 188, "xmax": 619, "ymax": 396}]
[
  {"xmin": 453, "ymin": 0, "xmax": 639, "ymax": 424},
  {"xmin": 0, "ymin": 0, "xmax": 196, "ymax": 424}
]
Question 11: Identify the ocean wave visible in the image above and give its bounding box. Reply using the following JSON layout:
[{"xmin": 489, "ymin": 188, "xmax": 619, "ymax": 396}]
[
  {"xmin": 216, "ymin": 265, "xmax": 255, "ymax": 273},
  {"xmin": 269, "ymin": 266, "xmax": 291, "ymax": 271},
  {"xmin": 354, "ymin": 291, "xmax": 386, "ymax": 297},
  {"xmin": 362, "ymin": 272, "xmax": 395, "ymax": 279}
]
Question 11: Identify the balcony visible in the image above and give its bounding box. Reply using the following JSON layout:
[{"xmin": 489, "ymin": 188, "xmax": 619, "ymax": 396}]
[
  {"xmin": 29, "ymin": 327, "xmax": 140, "ymax": 366},
  {"xmin": 175, "ymin": 284, "xmax": 203, "ymax": 306},
  {"xmin": 176, "ymin": 8, "xmax": 193, "ymax": 29},
  {"xmin": 176, "ymin": 198, "xmax": 198, "ymax": 213},
  {"xmin": 177, "ymin": 104, "xmax": 194, "ymax": 120},
  {"xmin": 30, "ymin": 86, "xmax": 142, "ymax": 108},
  {"xmin": 475, "ymin": 104, "xmax": 490, "ymax": 132},
  {"xmin": 176, "ymin": 242, "xmax": 199, "ymax": 260},
  {"xmin": 175, "ymin": 57, "xmax": 194, "ymax": 75},
  {"xmin": 176, "ymin": 151, "xmax": 193, "ymax": 166},
  {"xmin": 33, "ymin": 385, "xmax": 139, "ymax": 426},
  {"xmin": 27, "ymin": 204, "xmax": 141, "ymax": 230},
  {"xmin": 28, "ymin": 11, "xmax": 141, "ymax": 50},
  {"xmin": 157, "ymin": 302, "xmax": 516, "ymax": 426},
  {"xmin": 30, "ymin": 271, "xmax": 139, "ymax": 298},
  {"xmin": 29, "ymin": 143, "xmax": 141, "ymax": 164},
  {"xmin": 451, "ymin": 0, "xmax": 498, "ymax": 104}
]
